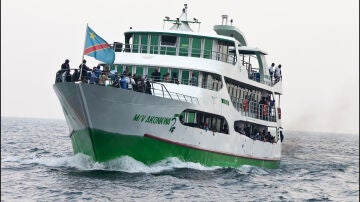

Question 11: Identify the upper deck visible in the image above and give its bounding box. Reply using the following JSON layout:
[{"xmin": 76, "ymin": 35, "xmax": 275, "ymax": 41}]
[{"xmin": 108, "ymin": 4, "xmax": 282, "ymax": 94}]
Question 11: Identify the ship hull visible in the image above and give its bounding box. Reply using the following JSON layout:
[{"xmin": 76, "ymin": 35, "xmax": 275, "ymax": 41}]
[
  {"xmin": 54, "ymin": 82, "xmax": 281, "ymax": 169},
  {"xmin": 71, "ymin": 128, "xmax": 280, "ymax": 168}
]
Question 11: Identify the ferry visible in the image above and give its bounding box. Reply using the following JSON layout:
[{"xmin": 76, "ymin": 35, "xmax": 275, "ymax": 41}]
[{"xmin": 53, "ymin": 5, "xmax": 284, "ymax": 169}]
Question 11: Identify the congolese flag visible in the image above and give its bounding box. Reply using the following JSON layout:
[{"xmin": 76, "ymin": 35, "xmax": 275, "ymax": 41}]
[{"xmin": 84, "ymin": 26, "xmax": 115, "ymax": 64}]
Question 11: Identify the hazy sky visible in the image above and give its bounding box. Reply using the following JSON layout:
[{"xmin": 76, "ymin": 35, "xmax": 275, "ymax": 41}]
[{"xmin": 1, "ymin": 0, "xmax": 359, "ymax": 134}]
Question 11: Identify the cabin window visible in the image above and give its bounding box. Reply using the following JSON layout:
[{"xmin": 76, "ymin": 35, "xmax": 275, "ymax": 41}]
[
  {"xmin": 161, "ymin": 35, "xmax": 177, "ymax": 46},
  {"xmin": 204, "ymin": 38, "xmax": 213, "ymax": 59},
  {"xmin": 140, "ymin": 34, "xmax": 149, "ymax": 53},
  {"xmin": 181, "ymin": 70, "xmax": 190, "ymax": 85},
  {"xmin": 150, "ymin": 34, "xmax": 159, "ymax": 54},
  {"xmin": 136, "ymin": 66, "xmax": 144, "ymax": 77},
  {"xmin": 133, "ymin": 34, "xmax": 141, "ymax": 53},
  {"xmin": 191, "ymin": 37, "xmax": 201, "ymax": 57},
  {"xmin": 179, "ymin": 36, "xmax": 190, "ymax": 56},
  {"xmin": 160, "ymin": 67, "xmax": 169, "ymax": 79},
  {"xmin": 180, "ymin": 109, "xmax": 229, "ymax": 134}
]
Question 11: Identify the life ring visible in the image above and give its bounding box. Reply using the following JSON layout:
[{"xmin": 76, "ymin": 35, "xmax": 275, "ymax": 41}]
[
  {"xmin": 263, "ymin": 105, "xmax": 268, "ymax": 116},
  {"xmin": 243, "ymin": 99, "xmax": 249, "ymax": 111},
  {"xmin": 277, "ymin": 108, "xmax": 281, "ymax": 119}
]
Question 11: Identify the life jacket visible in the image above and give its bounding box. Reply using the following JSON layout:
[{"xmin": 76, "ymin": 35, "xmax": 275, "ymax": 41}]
[
  {"xmin": 243, "ymin": 99, "xmax": 249, "ymax": 111},
  {"xmin": 263, "ymin": 104, "xmax": 268, "ymax": 116}
]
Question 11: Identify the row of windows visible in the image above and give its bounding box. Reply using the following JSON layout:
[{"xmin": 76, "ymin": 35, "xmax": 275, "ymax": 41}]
[
  {"xmin": 108, "ymin": 64, "xmax": 223, "ymax": 91},
  {"xmin": 125, "ymin": 32, "xmax": 236, "ymax": 64}
]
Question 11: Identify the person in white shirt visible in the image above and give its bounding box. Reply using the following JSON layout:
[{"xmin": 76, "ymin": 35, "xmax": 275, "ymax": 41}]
[{"xmin": 126, "ymin": 73, "xmax": 136, "ymax": 90}]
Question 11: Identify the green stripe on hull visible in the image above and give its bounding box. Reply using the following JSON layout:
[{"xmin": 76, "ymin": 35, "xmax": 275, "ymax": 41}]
[{"xmin": 71, "ymin": 129, "xmax": 280, "ymax": 169}]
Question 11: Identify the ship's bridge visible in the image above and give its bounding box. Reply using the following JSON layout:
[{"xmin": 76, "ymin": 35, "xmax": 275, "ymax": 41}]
[{"xmin": 122, "ymin": 29, "xmax": 238, "ymax": 65}]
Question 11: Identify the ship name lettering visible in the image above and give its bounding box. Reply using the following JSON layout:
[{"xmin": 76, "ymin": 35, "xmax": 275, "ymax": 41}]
[{"xmin": 133, "ymin": 114, "xmax": 171, "ymax": 125}]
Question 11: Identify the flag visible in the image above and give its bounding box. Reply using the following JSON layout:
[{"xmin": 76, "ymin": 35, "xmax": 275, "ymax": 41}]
[{"xmin": 83, "ymin": 26, "xmax": 115, "ymax": 64}]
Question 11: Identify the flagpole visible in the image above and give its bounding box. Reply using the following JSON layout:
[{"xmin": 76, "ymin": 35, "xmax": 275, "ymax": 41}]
[{"xmin": 79, "ymin": 23, "xmax": 88, "ymax": 81}]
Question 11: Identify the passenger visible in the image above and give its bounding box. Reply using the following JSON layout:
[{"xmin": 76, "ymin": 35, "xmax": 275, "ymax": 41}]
[
  {"xmin": 79, "ymin": 59, "xmax": 92, "ymax": 82},
  {"xmin": 61, "ymin": 59, "xmax": 70, "ymax": 74},
  {"xmin": 95, "ymin": 65, "xmax": 102, "ymax": 79},
  {"xmin": 163, "ymin": 72, "xmax": 170, "ymax": 82},
  {"xmin": 89, "ymin": 67, "xmax": 98, "ymax": 84},
  {"xmin": 259, "ymin": 97, "xmax": 266, "ymax": 119},
  {"xmin": 243, "ymin": 95, "xmax": 249, "ymax": 112},
  {"xmin": 71, "ymin": 69, "xmax": 80, "ymax": 82},
  {"xmin": 132, "ymin": 74, "xmax": 138, "ymax": 91},
  {"xmin": 119, "ymin": 74, "xmax": 127, "ymax": 89},
  {"xmin": 269, "ymin": 63, "xmax": 275, "ymax": 84},
  {"xmin": 261, "ymin": 130, "xmax": 267, "ymax": 141},
  {"xmin": 222, "ymin": 123, "xmax": 228, "ymax": 134},
  {"xmin": 137, "ymin": 76, "xmax": 145, "ymax": 92},
  {"xmin": 108, "ymin": 70, "xmax": 116, "ymax": 81},
  {"xmin": 111, "ymin": 72, "xmax": 120, "ymax": 88},
  {"xmin": 240, "ymin": 128, "xmax": 245, "ymax": 135},
  {"xmin": 145, "ymin": 79, "xmax": 152, "ymax": 94},
  {"xmin": 171, "ymin": 72, "xmax": 179, "ymax": 84},
  {"xmin": 61, "ymin": 69, "xmax": 71, "ymax": 82},
  {"xmin": 55, "ymin": 70, "xmax": 62, "ymax": 83},
  {"xmin": 274, "ymin": 64, "xmax": 282, "ymax": 83},
  {"xmin": 98, "ymin": 72, "xmax": 109, "ymax": 86},
  {"xmin": 190, "ymin": 73, "xmax": 198, "ymax": 86},
  {"xmin": 127, "ymin": 73, "xmax": 135, "ymax": 90},
  {"xmin": 204, "ymin": 120, "xmax": 209, "ymax": 132},
  {"xmin": 151, "ymin": 67, "xmax": 161, "ymax": 82}
]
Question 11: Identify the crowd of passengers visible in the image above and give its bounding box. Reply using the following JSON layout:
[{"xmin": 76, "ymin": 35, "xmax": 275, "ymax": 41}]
[
  {"xmin": 241, "ymin": 94, "xmax": 276, "ymax": 120},
  {"xmin": 56, "ymin": 59, "xmax": 199, "ymax": 92},
  {"xmin": 234, "ymin": 125, "xmax": 276, "ymax": 143}
]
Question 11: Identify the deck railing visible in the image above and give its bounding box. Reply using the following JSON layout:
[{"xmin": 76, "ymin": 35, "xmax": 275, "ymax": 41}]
[
  {"xmin": 151, "ymin": 82, "xmax": 199, "ymax": 104},
  {"xmin": 230, "ymin": 96, "xmax": 277, "ymax": 122},
  {"xmin": 55, "ymin": 69, "xmax": 199, "ymax": 105}
]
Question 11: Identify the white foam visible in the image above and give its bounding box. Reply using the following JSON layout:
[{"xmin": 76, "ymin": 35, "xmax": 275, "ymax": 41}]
[
  {"xmin": 236, "ymin": 164, "xmax": 269, "ymax": 175},
  {"xmin": 29, "ymin": 154, "xmax": 220, "ymax": 173},
  {"xmin": 1, "ymin": 156, "xmax": 21, "ymax": 162}
]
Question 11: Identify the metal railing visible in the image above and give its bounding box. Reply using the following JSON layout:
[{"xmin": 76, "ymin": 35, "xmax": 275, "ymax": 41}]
[
  {"xmin": 55, "ymin": 69, "xmax": 199, "ymax": 105},
  {"xmin": 151, "ymin": 82, "xmax": 199, "ymax": 104},
  {"xmin": 122, "ymin": 43, "xmax": 237, "ymax": 65},
  {"xmin": 230, "ymin": 96, "xmax": 277, "ymax": 122},
  {"xmin": 241, "ymin": 60, "xmax": 274, "ymax": 87}
]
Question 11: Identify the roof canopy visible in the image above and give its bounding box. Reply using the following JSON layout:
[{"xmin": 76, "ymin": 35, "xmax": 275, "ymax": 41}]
[{"xmin": 213, "ymin": 25, "xmax": 247, "ymax": 46}]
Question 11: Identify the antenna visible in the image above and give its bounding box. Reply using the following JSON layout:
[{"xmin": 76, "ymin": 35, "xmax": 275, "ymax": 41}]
[{"xmin": 163, "ymin": 4, "xmax": 201, "ymax": 32}]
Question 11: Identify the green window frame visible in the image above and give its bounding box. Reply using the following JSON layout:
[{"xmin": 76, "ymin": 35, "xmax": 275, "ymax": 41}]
[
  {"xmin": 179, "ymin": 36, "xmax": 189, "ymax": 56},
  {"xmin": 192, "ymin": 37, "xmax": 201, "ymax": 57},
  {"xmin": 204, "ymin": 38, "xmax": 213, "ymax": 59},
  {"xmin": 141, "ymin": 34, "xmax": 148, "ymax": 53},
  {"xmin": 133, "ymin": 34, "xmax": 140, "ymax": 53},
  {"xmin": 150, "ymin": 34, "xmax": 159, "ymax": 54}
]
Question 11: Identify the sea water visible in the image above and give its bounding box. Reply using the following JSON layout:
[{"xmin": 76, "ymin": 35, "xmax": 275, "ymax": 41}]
[{"xmin": 1, "ymin": 117, "xmax": 359, "ymax": 201}]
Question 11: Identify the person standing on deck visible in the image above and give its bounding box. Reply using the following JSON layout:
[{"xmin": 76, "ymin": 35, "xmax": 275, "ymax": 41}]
[
  {"xmin": 274, "ymin": 64, "xmax": 282, "ymax": 83},
  {"xmin": 190, "ymin": 73, "xmax": 198, "ymax": 86},
  {"xmin": 61, "ymin": 59, "xmax": 70, "ymax": 74},
  {"xmin": 151, "ymin": 67, "xmax": 161, "ymax": 82},
  {"xmin": 269, "ymin": 63, "xmax": 275, "ymax": 84},
  {"xmin": 79, "ymin": 59, "xmax": 92, "ymax": 81}
]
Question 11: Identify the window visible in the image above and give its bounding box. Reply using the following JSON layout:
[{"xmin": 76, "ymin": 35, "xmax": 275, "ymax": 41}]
[
  {"xmin": 180, "ymin": 109, "xmax": 229, "ymax": 134},
  {"xmin": 161, "ymin": 35, "xmax": 177, "ymax": 46}
]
